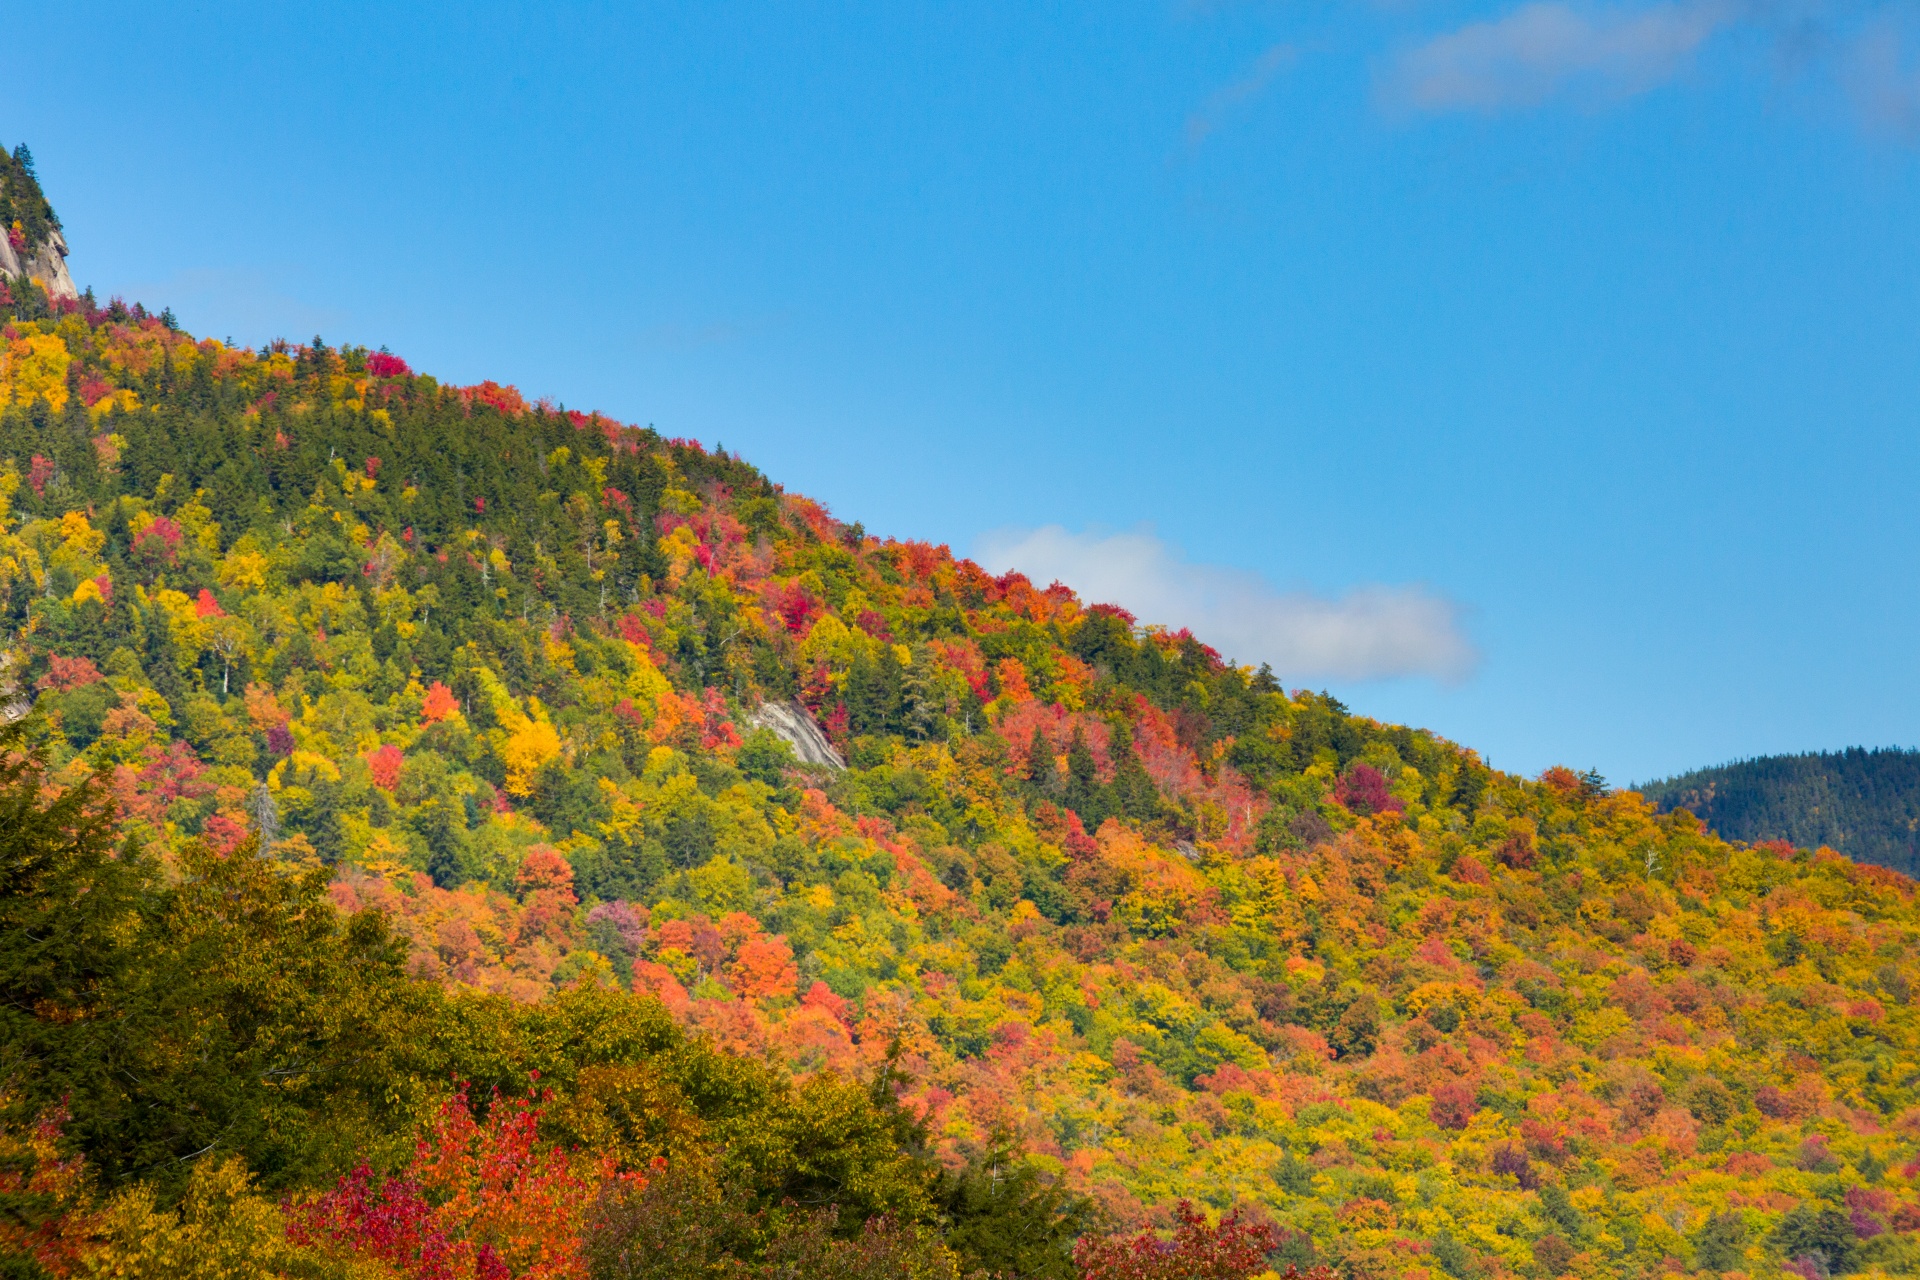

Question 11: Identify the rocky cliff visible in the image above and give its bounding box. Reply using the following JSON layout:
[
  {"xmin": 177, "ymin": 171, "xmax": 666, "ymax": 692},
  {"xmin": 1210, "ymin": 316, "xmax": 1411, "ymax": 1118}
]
[
  {"xmin": 747, "ymin": 698, "xmax": 847, "ymax": 768},
  {"xmin": 0, "ymin": 224, "xmax": 76, "ymax": 301},
  {"xmin": 0, "ymin": 144, "xmax": 76, "ymax": 301}
]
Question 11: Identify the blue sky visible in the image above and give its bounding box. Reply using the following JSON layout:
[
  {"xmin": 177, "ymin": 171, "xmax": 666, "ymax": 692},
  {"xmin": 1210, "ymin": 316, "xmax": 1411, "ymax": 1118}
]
[{"xmin": 8, "ymin": 1, "xmax": 1920, "ymax": 783}]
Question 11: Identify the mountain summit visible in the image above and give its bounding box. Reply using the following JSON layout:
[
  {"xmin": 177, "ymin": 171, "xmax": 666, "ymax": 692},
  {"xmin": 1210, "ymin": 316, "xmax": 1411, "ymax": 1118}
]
[{"xmin": 0, "ymin": 144, "xmax": 76, "ymax": 301}]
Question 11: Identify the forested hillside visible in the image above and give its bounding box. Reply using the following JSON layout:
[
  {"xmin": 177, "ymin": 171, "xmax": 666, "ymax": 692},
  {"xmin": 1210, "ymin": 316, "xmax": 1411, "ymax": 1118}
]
[
  {"xmin": 3, "ymin": 249, "xmax": 1920, "ymax": 1280},
  {"xmin": 1641, "ymin": 750, "xmax": 1920, "ymax": 877}
]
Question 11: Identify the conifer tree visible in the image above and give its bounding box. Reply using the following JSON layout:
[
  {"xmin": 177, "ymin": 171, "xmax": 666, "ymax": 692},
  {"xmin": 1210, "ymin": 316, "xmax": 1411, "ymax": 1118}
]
[
  {"xmin": 1063, "ymin": 726, "xmax": 1105, "ymax": 830},
  {"xmin": 1108, "ymin": 723, "xmax": 1162, "ymax": 823},
  {"xmin": 0, "ymin": 724, "xmax": 141, "ymax": 1144},
  {"xmin": 1024, "ymin": 726, "xmax": 1059, "ymax": 795}
]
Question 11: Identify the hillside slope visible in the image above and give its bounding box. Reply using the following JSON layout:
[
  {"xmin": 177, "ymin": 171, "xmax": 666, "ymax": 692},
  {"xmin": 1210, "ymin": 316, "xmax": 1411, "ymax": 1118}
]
[
  {"xmin": 3, "ymin": 244, "xmax": 1920, "ymax": 1276},
  {"xmin": 1641, "ymin": 750, "xmax": 1920, "ymax": 876}
]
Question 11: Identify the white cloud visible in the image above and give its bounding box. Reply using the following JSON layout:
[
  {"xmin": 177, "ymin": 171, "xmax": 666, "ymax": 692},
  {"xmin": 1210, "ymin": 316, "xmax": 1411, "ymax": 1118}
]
[
  {"xmin": 974, "ymin": 525, "xmax": 1477, "ymax": 684},
  {"xmin": 1381, "ymin": 0, "xmax": 1739, "ymax": 112},
  {"xmin": 1844, "ymin": 21, "xmax": 1920, "ymax": 138},
  {"xmin": 1185, "ymin": 43, "xmax": 1297, "ymax": 146}
]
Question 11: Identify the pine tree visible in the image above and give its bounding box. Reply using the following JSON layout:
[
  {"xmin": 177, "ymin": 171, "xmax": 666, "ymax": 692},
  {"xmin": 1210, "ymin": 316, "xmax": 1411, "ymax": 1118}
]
[
  {"xmin": 0, "ymin": 723, "xmax": 143, "ymax": 1142},
  {"xmin": 422, "ymin": 798, "xmax": 467, "ymax": 888},
  {"xmin": 1064, "ymin": 727, "xmax": 1106, "ymax": 830},
  {"xmin": 846, "ymin": 650, "xmax": 901, "ymax": 738},
  {"xmin": 302, "ymin": 778, "xmax": 346, "ymax": 865},
  {"xmin": 1108, "ymin": 723, "xmax": 1163, "ymax": 823},
  {"xmin": 1025, "ymin": 726, "xmax": 1059, "ymax": 795},
  {"xmin": 1447, "ymin": 757, "xmax": 1488, "ymax": 816},
  {"xmin": 932, "ymin": 1139, "xmax": 1095, "ymax": 1279},
  {"xmin": 901, "ymin": 649, "xmax": 938, "ymax": 742}
]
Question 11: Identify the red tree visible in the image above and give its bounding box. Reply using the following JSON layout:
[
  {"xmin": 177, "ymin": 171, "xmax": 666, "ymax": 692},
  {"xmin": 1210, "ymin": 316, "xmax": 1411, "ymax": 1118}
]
[
  {"xmin": 367, "ymin": 744, "xmax": 404, "ymax": 793},
  {"xmin": 131, "ymin": 515, "xmax": 183, "ymax": 570},
  {"xmin": 1430, "ymin": 1081, "xmax": 1477, "ymax": 1131},
  {"xmin": 1073, "ymin": 1202, "xmax": 1318, "ymax": 1280},
  {"xmin": 1333, "ymin": 763, "xmax": 1403, "ymax": 817},
  {"xmin": 422, "ymin": 682, "xmax": 461, "ymax": 723},
  {"xmin": 290, "ymin": 1084, "xmax": 619, "ymax": 1279}
]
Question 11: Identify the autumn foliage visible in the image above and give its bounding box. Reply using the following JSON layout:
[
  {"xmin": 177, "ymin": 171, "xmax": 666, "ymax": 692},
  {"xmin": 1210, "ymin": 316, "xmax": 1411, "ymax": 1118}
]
[
  {"xmin": 4, "ymin": 266, "xmax": 1920, "ymax": 1280},
  {"xmin": 1072, "ymin": 1202, "xmax": 1299, "ymax": 1280},
  {"xmin": 290, "ymin": 1084, "xmax": 613, "ymax": 1279}
]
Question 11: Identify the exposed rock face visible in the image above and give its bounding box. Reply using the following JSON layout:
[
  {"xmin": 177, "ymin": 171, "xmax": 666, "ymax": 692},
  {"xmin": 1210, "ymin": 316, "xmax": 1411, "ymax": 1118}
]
[
  {"xmin": 0, "ymin": 652, "xmax": 30, "ymax": 724},
  {"xmin": 748, "ymin": 699, "xmax": 845, "ymax": 770},
  {"xmin": 0, "ymin": 226, "xmax": 76, "ymax": 301}
]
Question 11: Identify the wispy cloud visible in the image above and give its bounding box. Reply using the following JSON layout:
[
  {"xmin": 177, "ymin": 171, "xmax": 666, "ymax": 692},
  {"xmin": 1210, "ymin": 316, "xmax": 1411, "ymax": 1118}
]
[
  {"xmin": 1844, "ymin": 19, "xmax": 1920, "ymax": 137},
  {"xmin": 1380, "ymin": 0, "xmax": 1739, "ymax": 112},
  {"xmin": 1191, "ymin": 0, "xmax": 1920, "ymax": 136},
  {"xmin": 1186, "ymin": 43, "xmax": 1297, "ymax": 146},
  {"xmin": 975, "ymin": 525, "xmax": 1477, "ymax": 683}
]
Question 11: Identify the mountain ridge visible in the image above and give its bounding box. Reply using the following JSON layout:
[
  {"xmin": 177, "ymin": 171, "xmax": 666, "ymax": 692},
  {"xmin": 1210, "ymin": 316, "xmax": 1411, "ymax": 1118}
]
[
  {"xmin": 1639, "ymin": 747, "xmax": 1920, "ymax": 876},
  {"xmin": 2, "ymin": 163, "xmax": 1920, "ymax": 1280}
]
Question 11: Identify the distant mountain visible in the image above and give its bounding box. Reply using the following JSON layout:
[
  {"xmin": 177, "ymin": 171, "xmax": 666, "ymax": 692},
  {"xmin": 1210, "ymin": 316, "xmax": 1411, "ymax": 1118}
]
[{"xmin": 1638, "ymin": 747, "xmax": 1920, "ymax": 874}]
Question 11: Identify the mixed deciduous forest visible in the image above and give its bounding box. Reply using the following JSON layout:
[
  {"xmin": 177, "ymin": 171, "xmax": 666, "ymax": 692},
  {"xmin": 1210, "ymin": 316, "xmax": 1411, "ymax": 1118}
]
[
  {"xmin": 2, "ymin": 198, "xmax": 1920, "ymax": 1280},
  {"xmin": 1640, "ymin": 751, "xmax": 1920, "ymax": 877}
]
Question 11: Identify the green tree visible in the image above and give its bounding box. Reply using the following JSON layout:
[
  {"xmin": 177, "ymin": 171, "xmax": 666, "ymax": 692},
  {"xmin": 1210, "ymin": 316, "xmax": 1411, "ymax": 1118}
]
[
  {"xmin": 1107, "ymin": 724, "xmax": 1162, "ymax": 824},
  {"xmin": 931, "ymin": 1141, "xmax": 1095, "ymax": 1280},
  {"xmin": 0, "ymin": 723, "xmax": 141, "ymax": 1153},
  {"xmin": 1024, "ymin": 726, "xmax": 1059, "ymax": 795},
  {"xmin": 1770, "ymin": 1204, "xmax": 1855, "ymax": 1276},
  {"xmin": 1694, "ymin": 1212, "xmax": 1747, "ymax": 1273},
  {"xmin": 1063, "ymin": 727, "xmax": 1105, "ymax": 830}
]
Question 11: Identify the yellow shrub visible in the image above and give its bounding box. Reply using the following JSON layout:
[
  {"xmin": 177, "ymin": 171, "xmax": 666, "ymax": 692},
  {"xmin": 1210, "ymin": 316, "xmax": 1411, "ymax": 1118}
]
[
  {"xmin": 0, "ymin": 332, "xmax": 70, "ymax": 412},
  {"xmin": 502, "ymin": 713, "xmax": 564, "ymax": 796},
  {"xmin": 81, "ymin": 1157, "xmax": 391, "ymax": 1279}
]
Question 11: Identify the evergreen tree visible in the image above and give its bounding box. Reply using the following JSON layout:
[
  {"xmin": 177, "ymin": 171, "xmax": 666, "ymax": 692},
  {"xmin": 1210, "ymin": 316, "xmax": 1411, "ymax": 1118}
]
[
  {"xmin": 1694, "ymin": 1213, "xmax": 1746, "ymax": 1272},
  {"xmin": 1025, "ymin": 726, "xmax": 1059, "ymax": 795},
  {"xmin": 420, "ymin": 797, "xmax": 467, "ymax": 888},
  {"xmin": 0, "ymin": 724, "xmax": 142, "ymax": 1147},
  {"xmin": 931, "ymin": 1140, "xmax": 1096, "ymax": 1280},
  {"xmin": 901, "ymin": 651, "xmax": 938, "ymax": 742},
  {"xmin": 1447, "ymin": 757, "xmax": 1488, "ymax": 817},
  {"xmin": 1769, "ymin": 1204, "xmax": 1855, "ymax": 1276},
  {"xmin": 1108, "ymin": 724, "xmax": 1163, "ymax": 823},
  {"xmin": 845, "ymin": 650, "xmax": 901, "ymax": 738},
  {"xmin": 1063, "ymin": 727, "xmax": 1106, "ymax": 830},
  {"xmin": 302, "ymin": 778, "xmax": 346, "ymax": 865}
]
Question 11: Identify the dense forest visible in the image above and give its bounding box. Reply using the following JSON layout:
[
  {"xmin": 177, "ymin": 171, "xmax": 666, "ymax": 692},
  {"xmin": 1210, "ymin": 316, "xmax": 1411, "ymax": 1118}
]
[
  {"xmin": 1640, "ymin": 750, "xmax": 1920, "ymax": 877},
  {"xmin": 3, "ymin": 186, "xmax": 1920, "ymax": 1279}
]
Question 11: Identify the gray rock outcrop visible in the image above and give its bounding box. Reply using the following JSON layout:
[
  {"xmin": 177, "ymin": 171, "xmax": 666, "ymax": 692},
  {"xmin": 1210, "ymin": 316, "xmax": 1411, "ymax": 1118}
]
[
  {"xmin": 0, "ymin": 226, "xmax": 76, "ymax": 301},
  {"xmin": 0, "ymin": 651, "xmax": 30, "ymax": 724},
  {"xmin": 748, "ymin": 699, "xmax": 845, "ymax": 770}
]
